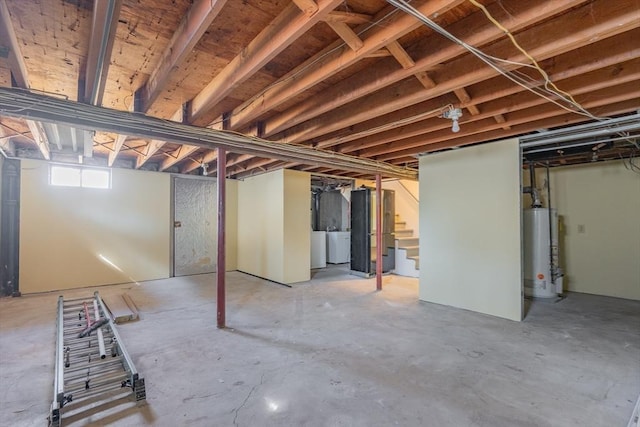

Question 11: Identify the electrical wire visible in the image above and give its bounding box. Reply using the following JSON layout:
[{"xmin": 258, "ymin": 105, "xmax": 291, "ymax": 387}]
[
  {"xmin": 385, "ymin": 0, "xmax": 602, "ymax": 121},
  {"xmin": 467, "ymin": 0, "xmax": 590, "ymax": 115}
]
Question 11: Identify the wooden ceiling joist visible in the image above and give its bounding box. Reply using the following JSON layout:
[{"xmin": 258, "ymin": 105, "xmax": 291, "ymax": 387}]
[
  {"xmin": 453, "ymin": 88, "xmax": 480, "ymax": 116},
  {"xmin": 342, "ymin": 58, "xmax": 640, "ymax": 157},
  {"xmin": 25, "ymin": 121, "xmax": 50, "ymax": 160},
  {"xmin": 83, "ymin": 0, "xmax": 123, "ymax": 105},
  {"xmin": 137, "ymin": 0, "xmax": 227, "ymax": 113},
  {"xmin": 223, "ymin": 0, "xmax": 465, "ymax": 131},
  {"xmin": 182, "ymin": 150, "xmax": 218, "ymax": 174},
  {"xmin": 0, "ymin": 0, "xmax": 52, "ymax": 160},
  {"xmin": 160, "ymin": 145, "xmax": 200, "ymax": 172},
  {"xmin": 320, "ymin": 30, "xmax": 640, "ymax": 152},
  {"xmin": 108, "ymin": 97, "xmax": 135, "ymax": 166},
  {"xmin": 292, "ymin": 0, "xmax": 318, "ymax": 15},
  {"xmin": 405, "ymin": 99, "xmax": 639, "ymax": 159},
  {"xmin": 188, "ymin": 0, "xmax": 344, "ymax": 124},
  {"xmin": 494, "ymin": 114, "xmax": 510, "ymax": 130},
  {"xmin": 261, "ymin": 0, "xmax": 591, "ymax": 138},
  {"xmin": 276, "ymin": 0, "xmax": 639, "ymax": 144},
  {"xmin": 135, "ymin": 108, "xmax": 184, "ymax": 168},
  {"xmin": 375, "ymin": 82, "xmax": 640, "ymax": 161}
]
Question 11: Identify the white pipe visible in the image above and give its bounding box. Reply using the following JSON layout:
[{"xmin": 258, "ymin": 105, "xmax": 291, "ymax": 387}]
[
  {"xmin": 92, "ymin": 300, "xmax": 107, "ymax": 359},
  {"xmin": 520, "ymin": 122, "xmax": 640, "ymax": 148},
  {"xmin": 520, "ymin": 113, "xmax": 640, "ymax": 142}
]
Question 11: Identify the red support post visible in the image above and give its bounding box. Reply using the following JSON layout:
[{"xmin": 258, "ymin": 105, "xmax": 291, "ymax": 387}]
[
  {"xmin": 217, "ymin": 147, "xmax": 226, "ymax": 328},
  {"xmin": 376, "ymin": 174, "xmax": 382, "ymax": 291}
]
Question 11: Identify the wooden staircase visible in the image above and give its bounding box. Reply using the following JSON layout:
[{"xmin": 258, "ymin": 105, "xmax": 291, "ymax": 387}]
[{"xmin": 394, "ymin": 215, "xmax": 419, "ymax": 277}]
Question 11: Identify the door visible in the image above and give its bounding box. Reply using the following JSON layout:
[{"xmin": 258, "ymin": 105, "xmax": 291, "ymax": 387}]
[{"xmin": 173, "ymin": 177, "xmax": 216, "ymax": 276}]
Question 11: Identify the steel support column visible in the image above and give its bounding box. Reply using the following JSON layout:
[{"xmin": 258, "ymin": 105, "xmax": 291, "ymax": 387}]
[
  {"xmin": 216, "ymin": 148, "xmax": 226, "ymax": 328},
  {"xmin": 376, "ymin": 174, "xmax": 382, "ymax": 291}
]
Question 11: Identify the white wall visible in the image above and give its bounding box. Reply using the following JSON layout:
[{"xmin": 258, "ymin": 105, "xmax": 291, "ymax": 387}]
[
  {"xmin": 549, "ymin": 160, "xmax": 640, "ymax": 300},
  {"xmin": 419, "ymin": 139, "xmax": 522, "ymax": 321},
  {"xmin": 237, "ymin": 169, "xmax": 310, "ymax": 284},
  {"xmin": 382, "ymin": 179, "xmax": 419, "ymax": 234},
  {"xmin": 20, "ymin": 159, "xmax": 171, "ymax": 293}
]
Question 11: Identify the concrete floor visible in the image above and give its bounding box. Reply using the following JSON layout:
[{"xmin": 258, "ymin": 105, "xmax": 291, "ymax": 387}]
[{"xmin": 1, "ymin": 266, "xmax": 639, "ymax": 427}]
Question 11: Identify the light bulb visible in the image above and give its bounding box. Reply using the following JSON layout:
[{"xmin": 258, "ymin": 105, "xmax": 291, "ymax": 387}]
[{"xmin": 451, "ymin": 119, "xmax": 460, "ymax": 133}]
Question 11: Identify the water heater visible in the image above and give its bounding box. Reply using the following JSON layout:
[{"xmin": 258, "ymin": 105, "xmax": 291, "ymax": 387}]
[{"xmin": 524, "ymin": 208, "xmax": 560, "ymax": 298}]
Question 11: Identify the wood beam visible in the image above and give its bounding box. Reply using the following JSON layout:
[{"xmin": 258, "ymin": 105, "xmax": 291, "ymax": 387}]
[
  {"xmin": 324, "ymin": 11, "xmax": 372, "ymax": 25},
  {"xmin": 182, "ymin": 149, "xmax": 218, "ymax": 174},
  {"xmin": 454, "ymin": 87, "xmax": 480, "ymax": 115},
  {"xmin": 319, "ymin": 29, "xmax": 640, "ymax": 151},
  {"xmin": 108, "ymin": 97, "xmax": 135, "ymax": 166},
  {"xmin": 138, "ymin": 0, "xmax": 227, "ymax": 112},
  {"xmin": 374, "ymin": 82, "xmax": 640, "ymax": 161},
  {"xmin": 0, "ymin": 64, "xmax": 10, "ymax": 88},
  {"xmin": 0, "ymin": 0, "xmax": 51, "ymax": 159},
  {"xmin": 224, "ymin": 0, "xmax": 464, "ymax": 130},
  {"xmin": 135, "ymin": 108, "xmax": 184, "ymax": 168},
  {"xmin": 276, "ymin": 0, "xmax": 639, "ymax": 144},
  {"xmin": 26, "ymin": 121, "xmax": 50, "ymax": 160},
  {"xmin": 42, "ymin": 123, "xmax": 63, "ymax": 150},
  {"xmin": 260, "ymin": 0, "xmax": 592, "ymax": 138},
  {"xmin": 493, "ymin": 114, "xmax": 510, "ymax": 130},
  {"xmin": 326, "ymin": 21, "xmax": 363, "ymax": 51},
  {"xmin": 343, "ymin": 59, "xmax": 640, "ymax": 156},
  {"xmin": 188, "ymin": 0, "xmax": 343, "ymax": 123},
  {"xmin": 159, "ymin": 145, "xmax": 200, "ymax": 171},
  {"xmin": 399, "ymin": 99, "xmax": 639, "ymax": 158},
  {"xmin": 292, "ymin": 0, "xmax": 318, "ymax": 15},
  {"xmin": 84, "ymin": 0, "xmax": 123, "ymax": 105}
]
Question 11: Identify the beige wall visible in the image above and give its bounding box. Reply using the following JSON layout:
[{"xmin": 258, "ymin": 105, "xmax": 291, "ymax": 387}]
[
  {"xmin": 549, "ymin": 160, "xmax": 640, "ymax": 300},
  {"xmin": 419, "ymin": 139, "xmax": 522, "ymax": 321},
  {"xmin": 20, "ymin": 160, "xmax": 171, "ymax": 293},
  {"xmin": 237, "ymin": 169, "xmax": 310, "ymax": 284}
]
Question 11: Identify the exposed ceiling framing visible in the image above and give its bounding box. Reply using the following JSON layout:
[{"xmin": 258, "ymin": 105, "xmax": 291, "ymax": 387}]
[{"xmin": 0, "ymin": 0, "xmax": 637, "ymax": 179}]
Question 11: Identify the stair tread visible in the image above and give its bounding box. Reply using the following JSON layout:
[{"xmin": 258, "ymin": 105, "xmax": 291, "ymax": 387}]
[{"xmin": 399, "ymin": 245, "xmax": 419, "ymax": 250}]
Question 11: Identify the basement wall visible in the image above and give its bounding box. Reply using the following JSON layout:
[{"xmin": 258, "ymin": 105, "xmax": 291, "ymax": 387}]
[
  {"xmin": 237, "ymin": 169, "xmax": 310, "ymax": 284},
  {"xmin": 548, "ymin": 160, "xmax": 640, "ymax": 300},
  {"xmin": 419, "ymin": 138, "xmax": 522, "ymax": 321},
  {"xmin": 19, "ymin": 159, "xmax": 171, "ymax": 293}
]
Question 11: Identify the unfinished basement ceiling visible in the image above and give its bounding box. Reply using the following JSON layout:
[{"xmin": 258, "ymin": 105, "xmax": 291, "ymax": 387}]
[{"xmin": 0, "ymin": 0, "xmax": 638, "ymax": 179}]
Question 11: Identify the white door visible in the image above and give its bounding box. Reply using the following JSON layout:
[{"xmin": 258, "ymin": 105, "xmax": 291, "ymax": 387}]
[{"xmin": 173, "ymin": 177, "xmax": 216, "ymax": 276}]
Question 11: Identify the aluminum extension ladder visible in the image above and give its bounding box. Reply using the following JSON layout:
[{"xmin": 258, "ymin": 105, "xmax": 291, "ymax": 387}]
[{"xmin": 49, "ymin": 291, "xmax": 146, "ymax": 426}]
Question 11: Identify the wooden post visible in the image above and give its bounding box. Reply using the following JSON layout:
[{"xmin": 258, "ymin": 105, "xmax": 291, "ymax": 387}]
[{"xmin": 376, "ymin": 174, "xmax": 382, "ymax": 291}]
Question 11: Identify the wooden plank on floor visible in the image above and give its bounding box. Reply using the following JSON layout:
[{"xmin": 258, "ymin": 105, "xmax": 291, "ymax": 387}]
[{"xmin": 102, "ymin": 293, "xmax": 139, "ymax": 324}]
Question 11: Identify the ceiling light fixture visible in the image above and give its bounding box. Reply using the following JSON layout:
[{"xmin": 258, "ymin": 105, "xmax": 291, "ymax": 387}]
[{"xmin": 442, "ymin": 107, "xmax": 463, "ymax": 133}]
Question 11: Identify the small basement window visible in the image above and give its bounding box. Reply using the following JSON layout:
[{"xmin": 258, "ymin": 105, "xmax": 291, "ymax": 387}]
[{"xmin": 50, "ymin": 165, "xmax": 111, "ymax": 189}]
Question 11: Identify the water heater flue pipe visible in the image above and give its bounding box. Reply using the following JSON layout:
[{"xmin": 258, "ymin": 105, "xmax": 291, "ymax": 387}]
[{"xmin": 524, "ymin": 163, "xmax": 542, "ymax": 208}]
